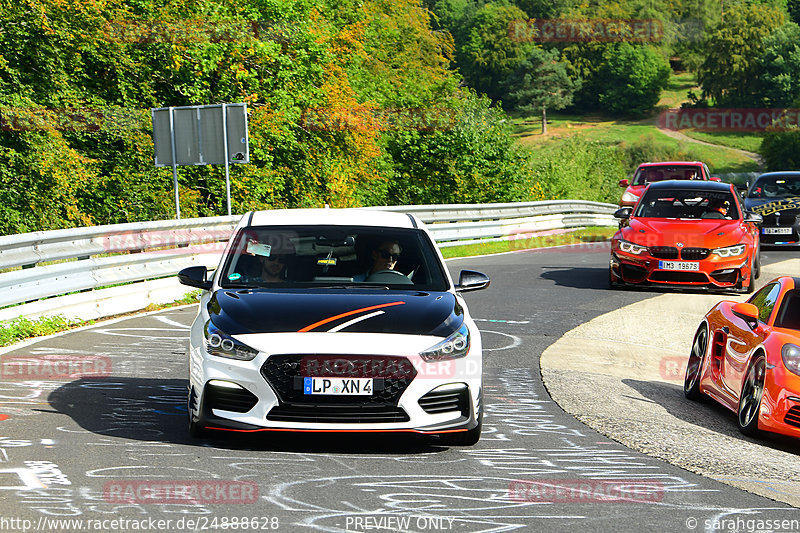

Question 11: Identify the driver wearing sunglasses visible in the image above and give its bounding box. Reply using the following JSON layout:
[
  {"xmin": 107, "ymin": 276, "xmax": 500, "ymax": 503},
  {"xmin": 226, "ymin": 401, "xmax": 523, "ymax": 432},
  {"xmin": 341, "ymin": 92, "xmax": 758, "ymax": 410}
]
[{"xmin": 353, "ymin": 240, "xmax": 402, "ymax": 282}]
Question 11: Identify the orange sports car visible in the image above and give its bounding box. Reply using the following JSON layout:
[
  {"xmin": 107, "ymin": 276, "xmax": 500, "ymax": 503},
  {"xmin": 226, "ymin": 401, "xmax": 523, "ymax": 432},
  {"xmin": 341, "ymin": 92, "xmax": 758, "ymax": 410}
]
[
  {"xmin": 684, "ymin": 276, "xmax": 800, "ymax": 438},
  {"xmin": 610, "ymin": 180, "xmax": 762, "ymax": 293}
]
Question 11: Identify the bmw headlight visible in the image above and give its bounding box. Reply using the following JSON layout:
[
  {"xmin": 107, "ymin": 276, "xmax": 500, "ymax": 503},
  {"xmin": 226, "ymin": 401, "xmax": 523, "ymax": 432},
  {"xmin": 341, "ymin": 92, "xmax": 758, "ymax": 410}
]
[
  {"xmin": 782, "ymin": 343, "xmax": 800, "ymax": 376},
  {"xmin": 204, "ymin": 321, "xmax": 259, "ymax": 361},
  {"xmin": 712, "ymin": 244, "xmax": 746, "ymax": 258},
  {"xmin": 621, "ymin": 191, "xmax": 640, "ymax": 204},
  {"xmin": 420, "ymin": 323, "xmax": 470, "ymax": 362},
  {"xmin": 618, "ymin": 240, "xmax": 648, "ymax": 255}
]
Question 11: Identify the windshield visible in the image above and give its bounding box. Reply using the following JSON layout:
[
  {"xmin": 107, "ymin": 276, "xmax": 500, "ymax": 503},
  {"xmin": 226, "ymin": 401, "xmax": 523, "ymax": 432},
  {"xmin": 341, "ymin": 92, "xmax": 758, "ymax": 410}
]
[
  {"xmin": 634, "ymin": 189, "xmax": 740, "ymax": 220},
  {"xmin": 747, "ymin": 174, "xmax": 800, "ymax": 199},
  {"xmin": 632, "ymin": 165, "xmax": 702, "ymax": 186},
  {"xmin": 218, "ymin": 225, "xmax": 449, "ymax": 291}
]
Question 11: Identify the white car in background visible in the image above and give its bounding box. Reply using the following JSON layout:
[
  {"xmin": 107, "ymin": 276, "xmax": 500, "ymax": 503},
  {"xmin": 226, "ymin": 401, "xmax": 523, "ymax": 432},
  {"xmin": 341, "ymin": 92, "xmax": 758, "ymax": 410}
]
[{"xmin": 178, "ymin": 208, "xmax": 490, "ymax": 445}]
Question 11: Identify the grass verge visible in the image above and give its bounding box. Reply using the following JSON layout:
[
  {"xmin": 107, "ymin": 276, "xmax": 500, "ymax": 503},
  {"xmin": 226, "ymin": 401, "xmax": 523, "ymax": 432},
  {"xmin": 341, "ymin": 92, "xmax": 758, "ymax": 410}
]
[{"xmin": 441, "ymin": 226, "xmax": 615, "ymax": 259}]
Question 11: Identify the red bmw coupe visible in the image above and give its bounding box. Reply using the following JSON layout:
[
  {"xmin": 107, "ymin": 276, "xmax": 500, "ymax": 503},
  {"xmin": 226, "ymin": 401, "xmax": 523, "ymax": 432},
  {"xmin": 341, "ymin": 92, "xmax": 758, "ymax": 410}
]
[
  {"xmin": 610, "ymin": 180, "xmax": 762, "ymax": 293},
  {"xmin": 684, "ymin": 276, "xmax": 800, "ymax": 438}
]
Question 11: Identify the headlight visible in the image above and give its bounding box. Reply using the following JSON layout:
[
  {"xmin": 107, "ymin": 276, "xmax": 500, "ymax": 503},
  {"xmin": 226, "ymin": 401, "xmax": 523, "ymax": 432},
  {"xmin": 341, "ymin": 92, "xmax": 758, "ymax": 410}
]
[
  {"xmin": 618, "ymin": 240, "xmax": 648, "ymax": 255},
  {"xmin": 420, "ymin": 323, "xmax": 470, "ymax": 362},
  {"xmin": 712, "ymin": 244, "xmax": 746, "ymax": 257},
  {"xmin": 782, "ymin": 343, "xmax": 800, "ymax": 376},
  {"xmin": 204, "ymin": 321, "xmax": 259, "ymax": 361},
  {"xmin": 621, "ymin": 191, "xmax": 640, "ymax": 204}
]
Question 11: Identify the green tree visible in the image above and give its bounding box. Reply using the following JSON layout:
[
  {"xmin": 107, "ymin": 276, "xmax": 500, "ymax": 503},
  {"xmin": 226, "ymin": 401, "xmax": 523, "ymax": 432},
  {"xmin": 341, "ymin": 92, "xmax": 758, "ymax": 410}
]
[
  {"xmin": 504, "ymin": 47, "xmax": 579, "ymax": 133},
  {"xmin": 697, "ymin": 3, "xmax": 784, "ymax": 106},
  {"xmin": 759, "ymin": 23, "xmax": 800, "ymax": 107},
  {"xmin": 458, "ymin": 2, "xmax": 534, "ymax": 101},
  {"xmin": 596, "ymin": 42, "xmax": 670, "ymax": 116}
]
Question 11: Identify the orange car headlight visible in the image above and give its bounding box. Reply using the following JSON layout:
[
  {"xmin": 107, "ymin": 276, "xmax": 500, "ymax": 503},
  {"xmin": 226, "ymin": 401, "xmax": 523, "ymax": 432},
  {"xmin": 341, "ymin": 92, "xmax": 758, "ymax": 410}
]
[
  {"xmin": 712, "ymin": 244, "xmax": 746, "ymax": 258},
  {"xmin": 618, "ymin": 240, "xmax": 648, "ymax": 255},
  {"xmin": 782, "ymin": 343, "xmax": 800, "ymax": 377}
]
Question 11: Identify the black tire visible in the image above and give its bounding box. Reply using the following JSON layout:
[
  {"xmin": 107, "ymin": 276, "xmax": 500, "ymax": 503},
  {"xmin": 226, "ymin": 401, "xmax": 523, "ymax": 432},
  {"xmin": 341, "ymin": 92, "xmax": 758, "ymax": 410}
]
[
  {"xmin": 188, "ymin": 387, "xmax": 207, "ymax": 438},
  {"xmin": 740, "ymin": 257, "xmax": 755, "ymax": 294},
  {"xmin": 753, "ymin": 245, "xmax": 761, "ymax": 280},
  {"xmin": 738, "ymin": 355, "xmax": 765, "ymax": 437},
  {"xmin": 684, "ymin": 325, "xmax": 708, "ymax": 401}
]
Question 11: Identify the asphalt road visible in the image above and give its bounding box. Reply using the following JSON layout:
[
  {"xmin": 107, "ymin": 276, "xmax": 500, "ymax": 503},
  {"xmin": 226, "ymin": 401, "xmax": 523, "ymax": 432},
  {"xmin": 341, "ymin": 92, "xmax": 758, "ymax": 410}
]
[{"xmin": 0, "ymin": 242, "xmax": 797, "ymax": 533}]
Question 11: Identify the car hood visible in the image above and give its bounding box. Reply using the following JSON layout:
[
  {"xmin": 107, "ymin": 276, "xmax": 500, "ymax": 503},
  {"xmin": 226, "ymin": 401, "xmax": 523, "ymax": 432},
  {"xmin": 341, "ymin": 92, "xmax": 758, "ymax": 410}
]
[
  {"xmin": 207, "ymin": 289, "xmax": 464, "ymax": 336},
  {"xmin": 621, "ymin": 218, "xmax": 745, "ymax": 248},
  {"xmin": 745, "ymin": 197, "xmax": 800, "ymax": 216}
]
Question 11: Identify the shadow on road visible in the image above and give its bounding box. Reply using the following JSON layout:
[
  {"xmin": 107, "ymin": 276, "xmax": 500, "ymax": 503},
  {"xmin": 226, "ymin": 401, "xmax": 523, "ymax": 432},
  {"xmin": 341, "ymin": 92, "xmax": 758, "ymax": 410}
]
[
  {"xmin": 49, "ymin": 377, "xmax": 446, "ymax": 453},
  {"xmin": 623, "ymin": 378, "xmax": 800, "ymax": 455}
]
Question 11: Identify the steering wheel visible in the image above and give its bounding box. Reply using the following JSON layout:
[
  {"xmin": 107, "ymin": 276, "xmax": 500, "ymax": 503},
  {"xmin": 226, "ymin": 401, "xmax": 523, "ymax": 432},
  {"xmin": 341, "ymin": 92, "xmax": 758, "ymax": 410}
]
[{"xmin": 365, "ymin": 269, "xmax": 413, "ymax": 284}]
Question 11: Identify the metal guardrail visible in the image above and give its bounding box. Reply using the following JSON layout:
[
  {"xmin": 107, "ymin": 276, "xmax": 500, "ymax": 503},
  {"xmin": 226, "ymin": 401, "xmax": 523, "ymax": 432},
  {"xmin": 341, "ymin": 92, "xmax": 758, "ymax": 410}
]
[{"xmin": 0, "ymin": 201, "xmax": 617, "ymax": 321}]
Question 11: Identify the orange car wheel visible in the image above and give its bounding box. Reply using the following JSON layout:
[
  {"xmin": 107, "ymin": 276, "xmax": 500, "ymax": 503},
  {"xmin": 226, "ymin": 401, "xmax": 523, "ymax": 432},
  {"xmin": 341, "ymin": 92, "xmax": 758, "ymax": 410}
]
[
  {"xmin": 737, "ymin": 354, "xmax": 765, "ymax": 437},
  {"xmin": 684, "ymin": 325, "xmax": 708, "ymax": 401}
]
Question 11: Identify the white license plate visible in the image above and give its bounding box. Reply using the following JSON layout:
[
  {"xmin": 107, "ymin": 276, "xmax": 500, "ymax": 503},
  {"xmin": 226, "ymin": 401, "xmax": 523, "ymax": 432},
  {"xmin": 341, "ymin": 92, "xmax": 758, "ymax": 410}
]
[
  {"xmin": 658, "ymin": 261, "xmax": 700, "ymax": 271},
  {"xmin": 762, "ymin": 227, "xmax": 793, "ymax": 235},
  {"xmin": 303, "ymin": 377, "xmax": 373, "ymax": 395}
]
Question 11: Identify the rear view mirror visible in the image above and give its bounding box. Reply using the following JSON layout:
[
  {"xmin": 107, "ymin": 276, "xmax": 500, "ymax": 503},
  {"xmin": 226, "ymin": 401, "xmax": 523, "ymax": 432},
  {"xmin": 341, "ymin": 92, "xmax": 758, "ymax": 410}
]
[
  {"xmin": 178, "ymin": 266, "xmax": 212, "ymax": 290},
  {"xmin": 743, "ymin": 212, "xmax": 763, "ymax": 224},
  {"xmin": 613, "ymin": 207, "xmax": 632, "ymax": 219},
  {"xmin": 455, "ymin": 270, "xmax": 490, "ymax": 293}
]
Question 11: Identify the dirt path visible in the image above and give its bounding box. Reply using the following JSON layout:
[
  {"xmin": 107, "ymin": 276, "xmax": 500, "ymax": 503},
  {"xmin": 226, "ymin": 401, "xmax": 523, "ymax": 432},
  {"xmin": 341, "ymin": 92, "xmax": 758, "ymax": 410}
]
[{"xmin": 657, "ymin": 126, "xmax": 763, "ymax": 166}]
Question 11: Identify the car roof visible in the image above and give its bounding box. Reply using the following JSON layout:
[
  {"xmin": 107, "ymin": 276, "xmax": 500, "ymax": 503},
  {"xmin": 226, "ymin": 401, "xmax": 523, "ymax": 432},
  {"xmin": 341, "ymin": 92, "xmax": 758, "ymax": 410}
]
[
  {"xmin": 754, "ymin": 171, "xmax": 800, "ymax": 179},
  {"xmin": 645, "ymin": 179, "xmax": 732, "ymax": 192},
  {"xmin": 637, "ymin": 161, "xmax": 703, "ymax": 168},
  {"xmin": 245, "ymin": 208, "xmax": 418, "ymax": 229}
]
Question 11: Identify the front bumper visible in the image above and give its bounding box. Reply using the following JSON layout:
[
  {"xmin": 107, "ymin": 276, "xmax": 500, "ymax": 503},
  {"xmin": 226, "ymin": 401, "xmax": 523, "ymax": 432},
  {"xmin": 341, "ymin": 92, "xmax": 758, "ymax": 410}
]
[
  {"xmin": 609, "ymin": 250, "xmax": 751, "ymax": 290},
  {"xmin": 188, "ymin": 333, "xmax": 483, "ymax": 435},
  {"xmin": 758, "ymin": 366, "xmax": 800, "ymax": 439}
]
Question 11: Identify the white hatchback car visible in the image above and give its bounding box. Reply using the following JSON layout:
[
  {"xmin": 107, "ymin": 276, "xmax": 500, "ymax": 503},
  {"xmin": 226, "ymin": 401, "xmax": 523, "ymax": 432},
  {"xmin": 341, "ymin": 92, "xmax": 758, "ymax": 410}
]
[{"xmin": 178, "ymin": 208, "xmax": 490, "ymax": 445}]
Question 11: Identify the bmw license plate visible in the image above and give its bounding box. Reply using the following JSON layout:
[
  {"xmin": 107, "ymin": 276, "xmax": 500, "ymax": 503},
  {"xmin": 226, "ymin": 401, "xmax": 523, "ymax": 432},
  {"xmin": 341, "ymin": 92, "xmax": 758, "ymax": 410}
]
[
  {"xmin": 303, "ymin": 377, "xmax": 373, "ymax": 395},
  {"xmin": 658, "ymin": 261, "xmax": 699, "ymax": 271},
  {"xmin": 762, "ymin": 227, "xmax": 792, "ymax": 235}
]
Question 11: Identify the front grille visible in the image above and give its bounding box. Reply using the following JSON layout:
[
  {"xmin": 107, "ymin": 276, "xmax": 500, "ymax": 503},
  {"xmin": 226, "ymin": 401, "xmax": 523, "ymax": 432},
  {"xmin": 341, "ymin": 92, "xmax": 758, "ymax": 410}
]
[
  {"xmin": 785, "ymin": 406, "xmax": 800, "ymax": 428},
  {"xmin": 267, "ymin": 404, "xmax": 409, "ymax": 423},
  {"xmin": 650, "ymin": 271, "xmax": 708, "ymax": 283},
  {"xmin": 418, "ymin": 387, "xmax": 470, "ymax": 416},
  {"xmin": 205, "ymin": 383, "xmax": 258, "ymax": 413},
  {"xmin": 681, "ymin": 248, "xmax": 710, "ymax": 260},
  {"xmin": 260, "ymin": 354, "xmax": 416, "ymax": 405},
  {"xmin": 649, "ymin": 247, "xmax": 679, "ymax": 259}
]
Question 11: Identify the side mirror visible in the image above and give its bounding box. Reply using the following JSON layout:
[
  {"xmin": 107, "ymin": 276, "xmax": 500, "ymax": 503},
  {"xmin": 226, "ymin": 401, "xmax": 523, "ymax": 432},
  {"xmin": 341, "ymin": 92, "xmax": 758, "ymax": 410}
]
[
  {"xmin": 178, "ymin": 266, "xmax": 212, "ymax": 290},
  {"xmin": 455, "ymin": 270, "xmax": 490, "ymax": 293},
  {"xmin": 732, "ymin": 302, "xmax": 759, "ymax": 329},
  {"xmin": 613, "ymin": 207, "xmax": 632, "ymax": 219},
  {"xmin": 709, "ymin": 176, "xmax": 722, "ymax": 182},
  {"xmin": 743, "ymin": 212, "xmax": 763, "ymax": 224},
  {"xmin": 618, "ymin": 179, "xmax": 629, "ymax": 187}
]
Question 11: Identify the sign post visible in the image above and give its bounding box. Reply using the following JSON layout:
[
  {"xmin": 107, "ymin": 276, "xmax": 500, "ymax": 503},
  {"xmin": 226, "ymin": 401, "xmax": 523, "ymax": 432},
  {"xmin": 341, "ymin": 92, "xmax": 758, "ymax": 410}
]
[{"xmin": 152, "ymin": 103, "xmax": 249, "ymax": 218}]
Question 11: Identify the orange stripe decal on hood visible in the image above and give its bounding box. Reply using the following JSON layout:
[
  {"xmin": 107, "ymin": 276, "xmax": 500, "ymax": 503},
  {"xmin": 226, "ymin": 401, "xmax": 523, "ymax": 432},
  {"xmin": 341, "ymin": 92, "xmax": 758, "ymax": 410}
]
[{"xmin": 297, "ymin": 301, "xmax": 406, "ymax": 332}]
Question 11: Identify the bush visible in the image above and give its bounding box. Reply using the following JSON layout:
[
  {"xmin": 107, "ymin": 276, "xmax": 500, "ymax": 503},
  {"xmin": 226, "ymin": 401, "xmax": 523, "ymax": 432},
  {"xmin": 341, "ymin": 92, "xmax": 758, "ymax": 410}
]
[
  {"xmin": 528, "ymin": 137, "xmax": 626, "ymax": 204},
  {"xmin": 760, "ymin": 128, "xmax": 800, "ymax": 170}
]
